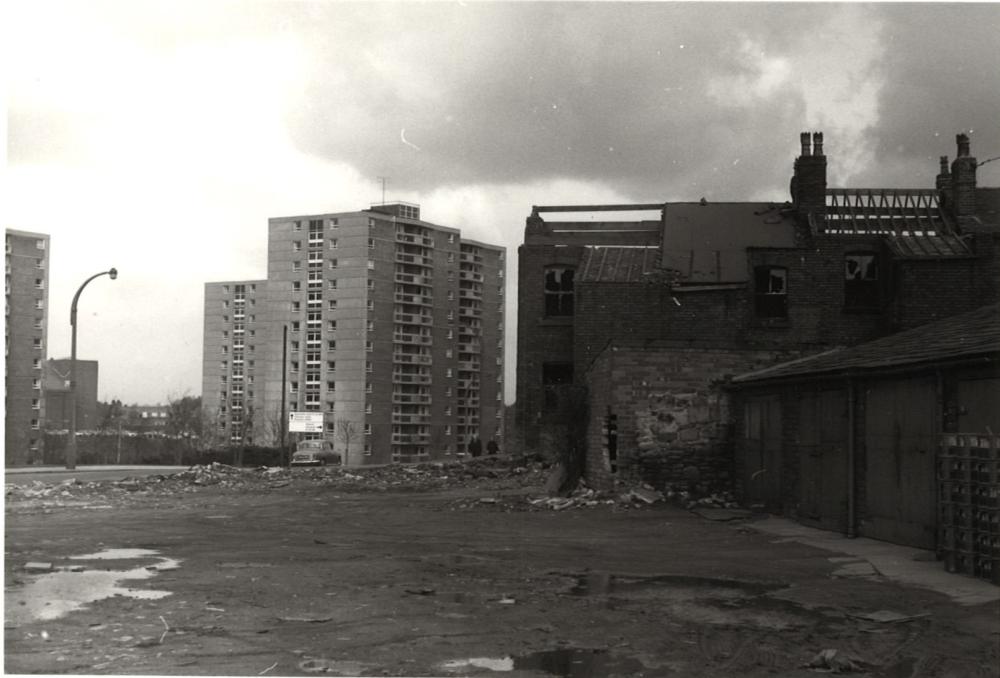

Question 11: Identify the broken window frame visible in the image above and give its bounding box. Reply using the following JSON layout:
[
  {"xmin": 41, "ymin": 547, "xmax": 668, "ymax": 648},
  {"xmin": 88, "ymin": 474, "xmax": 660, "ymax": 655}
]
[
  {"xmin": 843, "ymin": 252, "xmax": 880, "ymax": 311},
  {"xmin": 543, "ymin": 266, "xmax": 575, "ymax": 317},
  {"xmin": 753, "ymin": 266, "xmax": 788, "ymax": 319}
]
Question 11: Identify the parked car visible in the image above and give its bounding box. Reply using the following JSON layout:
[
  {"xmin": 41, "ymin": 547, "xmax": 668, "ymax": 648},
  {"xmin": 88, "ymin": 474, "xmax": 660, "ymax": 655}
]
[{"xmin": 290, "ymin": 439, "xmax": 341, "ymax": 466}]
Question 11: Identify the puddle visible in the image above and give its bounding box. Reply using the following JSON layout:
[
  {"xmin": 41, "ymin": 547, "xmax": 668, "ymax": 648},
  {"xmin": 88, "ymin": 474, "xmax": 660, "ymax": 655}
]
[
  {"xmin": 563, "ymin": 573, "xmax": 805, "ymax": 630},
  {"xmin": 442, "ymin": 648, "xmax": 647, "ymax": 676},
  {"xmin": 5, "ymin": 548, "xmax": 180, "ymax": 626},
  {"xmin": 567, "ymin": 573, "xmax": 782, "ymax": 598}
]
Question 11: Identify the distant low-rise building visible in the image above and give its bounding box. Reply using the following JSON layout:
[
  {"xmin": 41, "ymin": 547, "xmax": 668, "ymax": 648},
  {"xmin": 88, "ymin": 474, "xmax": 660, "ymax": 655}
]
[{"xmin": 43, "ymin": 358, "xmax": 99, "ymax": 431}]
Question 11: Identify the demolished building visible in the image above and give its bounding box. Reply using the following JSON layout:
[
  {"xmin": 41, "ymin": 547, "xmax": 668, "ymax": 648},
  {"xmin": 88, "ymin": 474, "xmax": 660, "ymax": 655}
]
[{"xmin": 515, "ymin": 132, "xmax": 999, "ymax": 507}]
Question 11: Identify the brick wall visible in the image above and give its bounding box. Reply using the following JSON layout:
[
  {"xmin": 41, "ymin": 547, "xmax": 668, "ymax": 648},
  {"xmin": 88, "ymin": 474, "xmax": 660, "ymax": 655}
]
[{"xmin": 585, "ymin": 344, "xmax": 801, "ymax": 491}]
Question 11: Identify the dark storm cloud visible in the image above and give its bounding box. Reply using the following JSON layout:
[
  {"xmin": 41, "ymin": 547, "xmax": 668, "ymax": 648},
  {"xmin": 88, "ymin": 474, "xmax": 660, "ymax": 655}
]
[
  {"xmin": 284, "ymin": 2, "xmax": 827, "ymax": 200},
  {"xmin": 848, "ymin": 4, "xmax": 1000, "ymax": 188},
  {"xmin": 283, "ymin": 3, "xmax": 999, "ymax": 200}
]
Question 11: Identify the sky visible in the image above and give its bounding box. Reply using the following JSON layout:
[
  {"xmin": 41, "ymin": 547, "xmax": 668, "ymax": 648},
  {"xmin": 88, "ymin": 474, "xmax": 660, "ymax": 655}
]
[{"xmin": 4, "ymin": 1, "xmax": 1000, "ymax": 405}]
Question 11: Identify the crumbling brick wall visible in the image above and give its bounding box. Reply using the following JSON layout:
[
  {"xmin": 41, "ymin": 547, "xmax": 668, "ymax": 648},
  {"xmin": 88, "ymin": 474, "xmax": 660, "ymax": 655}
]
[{"xmin": 585, "ymin": 344, "xmax": 800, "ymax": 492}]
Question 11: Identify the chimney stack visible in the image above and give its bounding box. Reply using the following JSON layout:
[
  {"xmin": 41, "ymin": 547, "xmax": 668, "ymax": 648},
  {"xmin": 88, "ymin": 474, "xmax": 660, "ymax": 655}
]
[
  {"xmin": 792, "ymin": 131, "xmax": 827, "ymax": 228},
  {"xmin": 950, "ymin": 133, "xmax": 977, "ymax": 221}
]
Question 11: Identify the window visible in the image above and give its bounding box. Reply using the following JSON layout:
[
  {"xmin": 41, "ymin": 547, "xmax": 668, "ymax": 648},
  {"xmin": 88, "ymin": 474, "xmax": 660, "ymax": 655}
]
[
  {"xmin": 366, "ymin": 340, "xmax": 373, "ymax": 352},
  {"xmin": 366, "ymin": 361, "xmax": 373, "ymax": 373},
  {"xmin": 366, "ymin": 382, "xmax": 373, "ymax": 393},
  {"xmin": 292, "ymin": 281, "xmax": 301, "ymax": 291},
  {"xmin": 753, "ymin": 266, "xmax": 787, "ymax": 319},
  {"xmin": 448, "ymin": 252, "xmax": 455, "ymax": 263},
  {"xmin": 329, "ymin": 259, "xmax": 338, "ymax": 269},
  {"xmin": 367, "ymin": 259, "xmax": 375, "ymax": 270},
  {"xmin": 328, "ymin": 299, "xmax": 337, "ymax": 310},
  {"xmin": 293, "ymin": 241, "xmax": 302, "ymax": 252},
  {"xmin": 34, "ymin": 278, "xmax": 44, "ymax": 289},
  {"xmin": 844, "ymin": 253, "xmax": 880, "ymax": 310},
  {"xmin": 35, "ymin": 239, "xmax": 45, "ymax": 250},
  {"xmin": 292, "ymin": 261, "xmax": 302, "ymax": 272},
  {"xmin": 328, "ymin": 279, "xmax": 337, "ymax": 290},
  {"xmin": 291, "ymin": 321, "xmax": 300, "ymax": 332},
  {"xmin": 544, "ymin": 267, "xmax": 574, "ymax": 316},
  {"xmin": 34, "ymin": 299, "xmax": 44, "ymax": 310},
  {"xmin": 446, "ymin": 349, "xmax": 453, "ymax": 358},
  {"xmin": 365, "ymin": 403, "xmax": 373, "ymax": 415},
  {"xmin": 368, "ymin": 238, "xmax": 375, "ymax": 250},
  {"xmin": 328, "ymin": 320, "xmax": 337, "ymax": 331},
  {"xmin": 293, "ymin": 220, "xmax": 302, "ymax": 231},
  {"xmin": 329, "ymin": 218, "xmax": 338, "ymax": 227},
  {"xmin": 364, "ymin": 423, "xmax": 372, "ymax": 435},
  {"xmin": 292, "ymin": 301, "xmax": 301, "ymax": 312}
]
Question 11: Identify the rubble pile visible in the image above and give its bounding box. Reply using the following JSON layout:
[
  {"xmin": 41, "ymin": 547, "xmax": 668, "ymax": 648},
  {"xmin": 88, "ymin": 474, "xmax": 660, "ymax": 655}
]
[
  {"xmin": 4, "ymin": 457, "xmax": 549, "ymax": 511},
  {"xmin": 662, "ymin": 483, "xmax": 741, "ymax": 510}
]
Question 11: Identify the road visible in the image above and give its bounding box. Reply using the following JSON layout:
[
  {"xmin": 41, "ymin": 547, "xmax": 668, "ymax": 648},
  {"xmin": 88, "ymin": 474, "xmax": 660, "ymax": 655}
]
[{"xmin": 4, "ymin": 470, "xmax": 999, "ymax": 677}]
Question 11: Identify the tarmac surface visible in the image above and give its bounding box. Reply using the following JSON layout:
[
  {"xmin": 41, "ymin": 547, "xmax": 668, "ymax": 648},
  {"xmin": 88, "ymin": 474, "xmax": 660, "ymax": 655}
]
[{"xmin": 4, "ymin": 461, "xmax": 999, "ymax": 677}]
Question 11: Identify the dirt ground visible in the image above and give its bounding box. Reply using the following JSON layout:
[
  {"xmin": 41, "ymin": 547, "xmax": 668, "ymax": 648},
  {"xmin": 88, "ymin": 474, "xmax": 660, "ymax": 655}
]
[{"xmin": 4, "ymin": 461, "xmax": 999, "ymax": 677}]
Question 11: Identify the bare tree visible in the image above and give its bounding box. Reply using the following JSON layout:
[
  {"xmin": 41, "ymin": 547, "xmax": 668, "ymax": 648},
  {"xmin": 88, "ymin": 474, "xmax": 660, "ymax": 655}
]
[{"xmin": 336, "ymin": 419, "xmax": 358, "ymax": 466}]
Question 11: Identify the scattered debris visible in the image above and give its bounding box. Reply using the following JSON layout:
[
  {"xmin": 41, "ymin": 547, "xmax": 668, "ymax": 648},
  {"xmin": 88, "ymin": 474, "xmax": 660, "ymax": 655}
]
[
  {"xmin": 693, "ymin": 508, "xmax": 752, "ymax": 522},
  {"xmin": 277, "ymin": 615, "xmax": 333, "ymax": 623},
  {"xmin": 850, "ymin": 610, "xmax": 931, "ymax": 624},
  {"xmin": 404, "ymin": 588, "xmax": 436, "ymax": 596},
  {"xmin": 803, "ymin": 648, "xmax": 865, "ymax": 673}
]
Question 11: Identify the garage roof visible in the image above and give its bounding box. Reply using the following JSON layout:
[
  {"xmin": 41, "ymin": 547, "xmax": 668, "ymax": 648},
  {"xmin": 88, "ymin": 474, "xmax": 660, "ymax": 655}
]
[{"xmin": 732, "ymin": 303, "xmax": 1000, "ymax": 384}]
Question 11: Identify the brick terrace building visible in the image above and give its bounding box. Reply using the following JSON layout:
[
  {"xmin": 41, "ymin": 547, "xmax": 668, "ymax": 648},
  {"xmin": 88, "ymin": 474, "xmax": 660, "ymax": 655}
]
[
  {"xmin": 5, "ymin": 229, "xmax": 49, "ymax": 465},
  {"xmin": 516, "ymin": 133, "xmax": 999, "ymax": 491},
  {"xmin": 203, "ymin": 203, "xmax": 505, "ymax": 464}
]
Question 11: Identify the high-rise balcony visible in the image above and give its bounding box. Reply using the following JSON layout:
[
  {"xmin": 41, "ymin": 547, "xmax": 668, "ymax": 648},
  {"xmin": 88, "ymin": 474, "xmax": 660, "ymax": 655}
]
[
  {"xmin": 395, "ymin": 231, "xmax": 434, "ymax": 248},
  {"xmin": 459, "ymin": 288, "xmax": 481, "ymax": 299},
  {"xmin": 459, "ymin": 270, "xmax": 483, "ymax": 283},
  {"xmin": 392, "ymin": 392, "xmax": 432, "ymax": 405},
  {"xmin": 393, "ymin": 311, "xmax": 433, "ymax": 325},
  {"xmin": 394, "ymin": 272, "xmax": 433, "ymax": 287},
  {"xmin": 395, "ymin": 252, "xmax": 433, "ymax": 267},
  {"xmin": 394, "ymin": 292, "xmax": 432, "ymax": 306},
  {"xmin": 392, "ymin": 372, "xmax": 433, "ymax": 385},
  {"xmin": 392, "ymin": 332, "xmax": 433, "ymax": 346},
  {"xmin": 458, "ymin": 360, "xmax": 481, "ymax": 372},
  {"xmin": 459, "ymin": 306, "xmax": 483, "ymax": 318},
  {"xmin": 392, "ymin": 433, "xmax": 431, "ymax": 445},
  {"xmin": 392, "ymin": 412, "xmax": 431, "ymax": 425},
  {"xmin": 393, "ymin": 352, "xmax": 433, "ymax": 365}
]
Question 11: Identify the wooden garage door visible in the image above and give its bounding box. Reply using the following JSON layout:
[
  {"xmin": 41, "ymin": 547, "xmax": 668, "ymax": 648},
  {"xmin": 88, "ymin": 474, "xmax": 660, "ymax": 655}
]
[
  {"xmin": 798, "ymin": 390, "xmax": 848, "ymax": 533},
  {"xmin": 863, "ymin": 377, "xmax": 937, "ymax": 549},
  {"xmin": 742, "ymin": 395, "xmax": 782, "ymax": 510}
]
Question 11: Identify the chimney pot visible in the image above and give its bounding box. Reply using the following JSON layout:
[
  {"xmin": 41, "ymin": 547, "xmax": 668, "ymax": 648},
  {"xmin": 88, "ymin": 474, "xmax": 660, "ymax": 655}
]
[
  {"xmin": 800, "ymin": 132, "xmax": 811, "ymax": 156},
  {"xmin": 939, "ymin": 156, "xmax": 950, "ymax": 175},
  {"xmin": 956, "ymin": 133, "xmax": 971, "ymax": 157},
  {"xmin": 812, "ymin": 132, "xmax": 824, "ymax": 156}
]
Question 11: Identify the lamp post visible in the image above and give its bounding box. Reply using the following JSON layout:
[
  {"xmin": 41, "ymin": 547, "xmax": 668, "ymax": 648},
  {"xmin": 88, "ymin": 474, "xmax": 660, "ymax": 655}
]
[{"xmin": 66, "ymin": 268, "xmax": 117, "ymax": 469}]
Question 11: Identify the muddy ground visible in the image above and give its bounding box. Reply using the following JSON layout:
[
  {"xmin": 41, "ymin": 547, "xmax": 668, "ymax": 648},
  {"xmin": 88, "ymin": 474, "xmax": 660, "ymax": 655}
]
[{"xmin": 5, "ymin": 460, "xmax": 999, "ymax": 677}]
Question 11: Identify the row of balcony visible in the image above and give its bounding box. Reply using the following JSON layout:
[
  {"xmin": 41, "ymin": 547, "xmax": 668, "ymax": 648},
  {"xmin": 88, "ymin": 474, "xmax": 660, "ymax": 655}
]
[
  {"xmin": 393, "ymin": 332, "xmax": 433, "ymax": 346},
  {"xmin": 394, "ymin": 292, "xmax": 432, "ymax": 306}
]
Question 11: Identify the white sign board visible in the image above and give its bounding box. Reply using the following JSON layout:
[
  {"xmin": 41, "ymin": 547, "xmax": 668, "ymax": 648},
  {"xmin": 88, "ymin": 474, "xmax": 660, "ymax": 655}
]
[{"xmin": 288, "ymin": 411, "xmax": 324, "ymax": 433}]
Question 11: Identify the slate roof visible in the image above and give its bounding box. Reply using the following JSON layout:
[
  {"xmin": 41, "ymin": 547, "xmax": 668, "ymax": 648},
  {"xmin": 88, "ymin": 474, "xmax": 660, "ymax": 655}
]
[
  {"xmin": 661, "ymin": 202, "xmax": 797, "ymax": 283},
  {"xmin": 577, "ymin": 247, "xmax": 661, "ymax": 283},
  {"xmin": 732, "ymin": 304, "xmax": 1000, "ymax": 384}
]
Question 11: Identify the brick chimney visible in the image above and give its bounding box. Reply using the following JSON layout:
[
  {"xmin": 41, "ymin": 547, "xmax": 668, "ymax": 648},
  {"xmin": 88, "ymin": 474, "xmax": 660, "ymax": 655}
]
[
  {"xmin": 950, "ymin": 133, "xmax": 977, "ymax": 221},
  {"xmin": 791, "ymin": 131, "xmax": 827, "ymax": 228}
]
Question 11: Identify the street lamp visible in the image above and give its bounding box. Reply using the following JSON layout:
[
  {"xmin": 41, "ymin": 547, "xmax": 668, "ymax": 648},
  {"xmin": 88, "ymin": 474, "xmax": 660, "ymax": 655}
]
[{"xmin": 66, "ymin": 268, "xmax": 118, "ymax": 469}]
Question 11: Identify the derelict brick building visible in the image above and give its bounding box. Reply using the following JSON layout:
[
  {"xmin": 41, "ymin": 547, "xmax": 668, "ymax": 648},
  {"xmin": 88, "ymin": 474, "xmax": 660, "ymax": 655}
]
[{"xmin": 516, "ymin": 132, "xmax": 999, "ymax": 493}]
